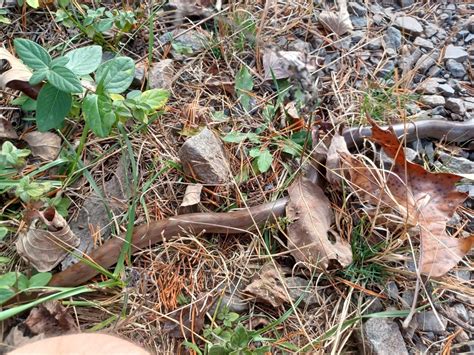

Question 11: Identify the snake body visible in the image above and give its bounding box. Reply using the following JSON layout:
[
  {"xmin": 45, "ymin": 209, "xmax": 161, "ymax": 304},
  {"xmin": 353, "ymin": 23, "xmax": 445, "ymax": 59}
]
[{"xmin": 49, "ymin": 120, "xmax": 474, "ymax": 287}]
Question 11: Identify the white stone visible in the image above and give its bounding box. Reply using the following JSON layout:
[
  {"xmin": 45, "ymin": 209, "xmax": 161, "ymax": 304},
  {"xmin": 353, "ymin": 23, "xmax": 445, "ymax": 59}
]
[
  {"xmin": 444, "ymin": 45, "xmax": 468, "ymax": 62},
  {"xmin": 394, "ymin": 16, "xmax": 423, "ymax": 36},
  {"xmin": 420, "ymin": 95, "xmax": 445, "ymax": 107}
]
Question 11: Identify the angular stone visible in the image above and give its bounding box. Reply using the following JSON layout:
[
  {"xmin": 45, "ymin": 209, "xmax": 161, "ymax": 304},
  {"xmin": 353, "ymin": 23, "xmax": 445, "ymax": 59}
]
[
  {"xmin": 384, "ymin": 26, "xmax": 402, "ymax": 50},
  {"xmin": 414, "ymin": 36, "xmax": 434, "ymax": 50},
  {"xmin": 362, "ymin": 318, "xmax": 408, "ymax": 355},
  {"xmin": 397, "ymin": 0, "xmax": 414, "ymax": 7},
  {"xmin": 424, "ymin": 23, "xmax": 440, "ymax": 38},
  {"xmin": 415, "ymin": 311, "xmax": 447, "ymax": 334},
  {"xmin": 179, "ymin": 128, "xmax": 232, "ymax": 185},
  {"xmin": 444, "ymin": 45, "xmax": 468, "ymax": 62},
  {"xmin": 420, "ymin": 95, "xmax": 445, "ymax": 107},
  {"xmin": 415, "ymin": 54, "xmax": 436, "ymax": 74},
  {"xmin": 438, "ymin": 84, "xmax": 455, "ymax": 97},
  {"xmin": 445, "ymin": 98, "xmax": 466, "ymax": 115},
  {"xmin": 149, "ymin": 59, "xmax": 174, "ymax": 90},
  {"xmin": 400, "ymin": 47, "xmax": 422, "ymax": 74},
  {"xmin": 416, "ymin": 77, "xmax": 445, "ymax": 94},
  {"xmin": 394, "ymin": 16, "xmax": 423, "ymax": 36},
  {"xmin": 452, "ymin": 303, "xmax": 469, "ymax": 322},
  {"xmin": 348, "ymin": 1, "xmax": 366, "ymax": 16},
  {"xmin": 446, "ymin": 59, "xmax": 467, "ymax": 78}
]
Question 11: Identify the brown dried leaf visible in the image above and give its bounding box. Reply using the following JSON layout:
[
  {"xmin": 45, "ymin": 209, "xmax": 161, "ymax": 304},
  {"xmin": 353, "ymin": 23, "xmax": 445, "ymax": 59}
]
[
  {"xmin": 0, "ymin": 48, "xmax": 32, "ymax": 88},
  {"xmin": 340, "ymin": 122, "xmax": 474, "ymax": 277},
  {"xmin": 0, "ymin": 115, "xmax": 18, "ymax": 140},
  {"xmin": 244, "ymin": 263, "xmax": 289, "ymax": 308},
  {"xmin": 16, "ymin": 208, "xmax": 80, "ymax": 272},
  {"xmin": 23, "ymin": 131, "xmax": 61, "ymax": 161},
  {"xmin": 262, "ymin": 49, "xmax": 316, "ymax": 81},
  {"xmin": 180, "ymin": 183, "xmax": 203, "ymax": 207},
  {"xmin": 25, "ymin": 301, "xmax": 77, "ymax": 336},
  {"xmin": 4, "ymin": 326, "xmax": 45, "ymax": 350},
  {"xmin": 286, "ymin": 176, "xmax": 353, "ymax": 268},
  {"xmin": 326, "ymin": 133, "xmax": 350, "ymax": 188}
]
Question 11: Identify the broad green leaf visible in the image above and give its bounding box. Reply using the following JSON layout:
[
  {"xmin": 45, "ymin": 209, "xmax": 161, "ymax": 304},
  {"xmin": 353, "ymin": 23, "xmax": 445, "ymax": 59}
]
[
  {"xmin": 0, "ymin": 257, "xmax": 10, "ymax": 264},
  {"xmin": 47, "ymin": 66, "xmax": 82, "ymax": 93},
  {"xmin": 95, "ymin": 18, "xmax": 114, "ymax": 32},
  {"xmin": 58, "ymin": 0, "xmax": 70, "ymax": 6},
  {"xmin": 65, "ymin": 45, "xmax": 102, "ymax": 76},
  {"xmin": 16, "ymin": 274, "xmax": 29, "ymax": 291},
  {"xmin": 29, "ymin": 69, "xmax": 48, "ymax": 85},
  {"xmin": 0, "ymin": 272, "xmax": 17, "ymax": 288},
  {"xmin": 83, "ymin": 94, "xmax": 116, "ymax": 137},
  {"xmin": 230, "ymin": 324, "xmax": 251, "ymax": 348},
  {"xmin": 136, "ymin": 89, "xmax": 169, "ymax": 111},
  {"xmin": 0, "ymin": 288, "xmax": 15, "ymax": 305},
  {"xmin": 50, "ymin": 56, "xmax": 70, "ymax": 68},
  {"xmin": 14, "ymin": 38, "xmax": 51, "ymax": 70},
  {"xmin": 0, "ymin": 227, "xmax": 8, "ymax": 240},
  {"xmin": 250, "ymin": 148, "xmax": 273, "ymax": 173},
  {"xmin": 207, "ymin": 345, "xmax": 228, "ymax": 355},
  {"xmin": 28, "ymin": 273, "xmax": 52, "ymax": 288},
  {"xmin": 36, "ymin": 83, "xmax": 72, "ymax": 131},
  {"xmin": 96, "ymin": 57, "xmax": 135, "ymax": 94},
  {"xmin": 223, "ymin": 131, "xmax": 258, "ymax": 144},
  {"xmin": 26, "ymin": 0, "xmax": 39, "ymax": 8},
  {"xmin": 235, "ymin": 66, "xmax": 253, "ymax": 112}
]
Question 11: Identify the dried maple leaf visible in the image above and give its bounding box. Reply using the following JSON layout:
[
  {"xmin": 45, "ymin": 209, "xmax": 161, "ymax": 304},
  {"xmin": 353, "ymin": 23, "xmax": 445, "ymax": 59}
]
[
  {"xmin": 16, "ymin": 207, "xmax": 80, "ymax": 272},
  {"xmin": 286, "ymin": 176, "xmax": 353, "ymax": 268},
  {"xmin": 340, "ymin": 121, "xmax": 474, "ymax": 277}
]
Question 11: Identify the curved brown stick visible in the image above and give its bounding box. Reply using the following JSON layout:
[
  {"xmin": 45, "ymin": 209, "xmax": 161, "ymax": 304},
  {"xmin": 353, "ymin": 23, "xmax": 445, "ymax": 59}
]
[
  {"xmin": 343, "ymin": 120, "xmax": 474, "ymax": 149},
  {"xmin": 49, "ymin": 119, "xmax": 474, "ymax": 287},
  {"xmin": 49, "ymin": 198, "xmax": 289, "ymax": 287}
]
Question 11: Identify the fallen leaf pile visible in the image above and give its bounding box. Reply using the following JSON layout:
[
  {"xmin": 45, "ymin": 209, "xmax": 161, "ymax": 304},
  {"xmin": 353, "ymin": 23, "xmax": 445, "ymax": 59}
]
[{"xmin": 336, "ymin": 121, "xmax": 474, "ymax": 277}]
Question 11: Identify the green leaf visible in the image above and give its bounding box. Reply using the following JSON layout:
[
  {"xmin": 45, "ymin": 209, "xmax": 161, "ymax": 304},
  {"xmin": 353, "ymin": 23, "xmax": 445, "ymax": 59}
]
[
  {"xmin": 250, "ymin": 148, "xmax": 273, "ymax": 173},
  {"xmin": 208, "ymin": 345, "xmax": 229, "ymax": 355},
  {"xmin": 0, "ymin": 288, "xmax": 15, "ymax": 305},
  {"xmin": 16, "ymin": 274, "xmax": 29, "ymax": 291},
  {"xmin": 83, "ymin": 94, "xmax": 116, "ymax": 137},
  {"xmin": 235, "ymin": 66, "xmax": 253, "ymax": 112},
  {"xmin": 47, "ymin": 66, "xmax": 82, "ymax": 93},
  {"xmin": 26, "ymin": 0, "xmax": 39, "ymax": 8},
  {"xmin": 0, "ymin": 257, "xmax": 10, "ymax": 264},
  {"xmin": 14, "ymin": 38, "xmax": 51, "ymax": 70},
  {"xmin": 230, "ymin": 324, "xmax": 251, "ymax": 348},
  {"xmin": 0, "ymin": 272, "xmax": 17, "ymax": 288},
  {"xmin": 28, "ymin": 273, "xmax": 52, "ymax": 288},
  {"xmin": 96, "ymin": 57, "xmax": 135, "ymax": 94},
  {"xmin": 136, "ymin": 89, "xmax": 169, "ymax": 111},
  {"xmin": 0, "ymin": 227, "xmax": 8, "ymax": 240},
  {"xmin": 222, "ymin": 131, "xmax": 258, "ymax": 144},
  {"xmin": 95, "ymin": 18, "xmax": 114, "ymax": 32},
  {"xmin": 58, "ymin": 0, "xmax": 70, "ymax": 6},
  {"xmin": 29, "ymin": 69, "xmax": 48, "ymax": 85},
  {"xmin": 36, "ymin": 83, "xmax": 72, "ymax": 131},
  {"xmin": 65, "ymin": 45, "xmax": 102, "ymax": 76},
  {"xmin": 50, "ymin": 56, "xmax": 70, "ymax": 68}
]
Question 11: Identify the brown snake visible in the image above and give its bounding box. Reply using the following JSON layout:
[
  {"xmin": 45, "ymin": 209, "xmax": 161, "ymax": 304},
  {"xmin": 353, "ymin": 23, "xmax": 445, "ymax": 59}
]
[{"xmin": 49, "ymin": 120, "xmax": 474, "ymax": 287}]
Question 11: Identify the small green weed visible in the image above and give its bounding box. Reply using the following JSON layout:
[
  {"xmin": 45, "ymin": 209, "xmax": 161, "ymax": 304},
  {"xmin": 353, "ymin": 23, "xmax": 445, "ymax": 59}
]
[{"xmin": 0, "ymin": 271, "xmax": 52, "ymax": 305}]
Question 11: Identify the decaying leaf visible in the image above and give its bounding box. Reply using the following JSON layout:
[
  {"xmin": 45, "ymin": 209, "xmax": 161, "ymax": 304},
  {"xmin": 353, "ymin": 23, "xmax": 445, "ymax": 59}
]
[
  {"xmin": 326, "ymin": 133, "xmax": 350, "ymax": 188},
  {"xmin": 4, "ymin": 326, "xmax": 45, "ymax": 350},
  {"xmin": 161, "ymin": 294, "xmax": 212, "ymax": 338},
  {"xmin": 244, "ymin": 263, "xmax": 289, "ymax": 308},
  {"xmin": 262, "ymin": 49, "xmax": 316, "ymax": 81},
  {"xmin": 319, "ymin": 0, "xmax": 353, "ymax": 36},
  {"xmin": 339, "ymin": 121, "xmax": 474, "ymax": 277},
  {"xmin": 25, "ymin": 301, "xmax": 77, "ymax": 336},
  {"xmin": 0, "ymin": 47, "xmax": 39, "ymax": 99},
  {"xmin": 16, "ymin": 207, "xmax": 80, "ymax": 272},
  {"xmin": 23, "ymin": 131, "xmax": 61, "ymax": 161},
  {"xmin": 0, "ymin": 115, "xmax": 18, "ymax": 140},
  {"xmin": 286, "ymin": 176, "xmax": 353, "ymax": 268},
  {"xmin": 180, "ymin": 183, "xmax": 202, "ymax": 207}
]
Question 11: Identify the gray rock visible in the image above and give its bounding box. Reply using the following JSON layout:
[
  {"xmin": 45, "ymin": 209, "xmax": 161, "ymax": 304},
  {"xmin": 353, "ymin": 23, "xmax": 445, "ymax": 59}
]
[
  {"xmin": 438, "ymin": 84, "xmax": 455, "ymax": 97},
  {"xmin": 415, "ymin": 53, "xmax": 436, "ymax": 74},
  {"xmin": 406, "ymin": 102, "xmax": 421, "ymax": 114},
  {"xmin": 286, "ymin": 277, "xmax": 319, "ymax": 306},
  {"xmin": 351, "ymin": 30, "xmax": 365, "ymax": 43},
  {"xmin": 288, "ymin": 39, "xmax": 312, "ymax": 53},
  {"xmin": 438, "ymin": 151, "xmax": 474, "ymax": 174},
  {"xmin": 420, "ymin": 95, "xmax": 445, "ymax": 107},
  {"xmin": 466, "ymin": 33, "xmax": 474, "ymax": 44},
  {"xmin": 385, "ymin": 281, "xmax": 399, "ymax": 300},
  {"xmin": 149, "ymin": 59, "xmax": 174, "ymax": 90},
  {"xmin": 402, "ymin": 290, "xmax": 415, "ymax": 307},
  {"xmin": 424, "ymin": 23, "xmax": 440, "ymax": 38},
  {"xmin": 414, "ymin": 36, "xmax": 434, "ymax": 50},
  {"xmin": 464, "ymin": 98, "xmax": 474, "ymax": 111},
  {"xmin": 368, "ymin": 37, "xmax": 383, "ymax": 50},
  {"xmin": 366, "ymin": 297, "xmax": 384, "ymax": 313},
  {"xmin": 416, "ymin": 77, "xmax": 445, "ymax": 94},
  {"xmin": 452, "ymin": 303, "xmax": 469, "ymax": 322},
  {"xmin": 351, "ymin": 16, "xmax": 367, "ymax": 28},
  {"xmin": 397, "ymin": 0, "xmax": 414, "ymax": 7},
  {"xmin": 160, "ymin": 29, "xmax": 209, "ymax": 57},
  {"xmin": 179, "ymin": 128, "xmax": 232, "ymax": 185},
  {"xmin": 445, "ymin": 98, "xmax": 466, "ymax": 115},
  {"xmin": 362, "ymin": 318, "xmax": 408, "ymax": 355},
  {"xmin": 415, "ymin": 311, "xmax": 447, "ymax": 334},
  {"xmin": 400, "ymin": 47, "xmax": 422, "ymax": 74},
  {"xmin": 426, "ymin": 65, "xmax": 442, "ymax": 77},
  {"xmin": 348, "ymin": 1, "xmax": 366, "ymax": 16},
  {"xmin": 394, "ymin": 16, "xmax": 423, "ymax": 37},
  {"xmin": 446, "ymin": 59, "xmax": 467, "ymax": 78},
  {"xmin": 384, "ymin": 26, "xmax": 402, "ymax": 50},
  {"xmin": 443, "ymin": 45, "xmax": 468, "ymax": 62}
]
